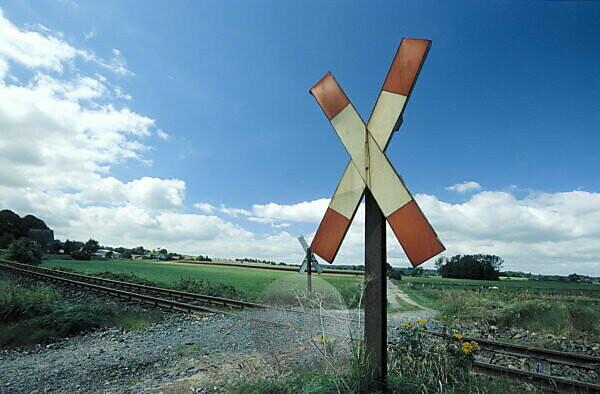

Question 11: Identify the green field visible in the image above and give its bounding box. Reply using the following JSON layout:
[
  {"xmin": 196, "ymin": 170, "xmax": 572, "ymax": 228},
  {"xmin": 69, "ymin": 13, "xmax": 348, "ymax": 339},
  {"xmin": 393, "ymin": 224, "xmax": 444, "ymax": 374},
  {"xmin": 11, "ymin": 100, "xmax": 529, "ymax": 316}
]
[
  {"xmin": 181, "ymin": 259, "xmax": 363, "ymax": 275},
  {"xmin": 401, "ymin": 275, "xmax": 599, "ymax": 292},
  {"xmin": 41, "ymin": 258, "xmax": 362, "ymax": 307},
  {"xmin": 395, "ymin": 276, "xmax": 600, "ymax": 342}
]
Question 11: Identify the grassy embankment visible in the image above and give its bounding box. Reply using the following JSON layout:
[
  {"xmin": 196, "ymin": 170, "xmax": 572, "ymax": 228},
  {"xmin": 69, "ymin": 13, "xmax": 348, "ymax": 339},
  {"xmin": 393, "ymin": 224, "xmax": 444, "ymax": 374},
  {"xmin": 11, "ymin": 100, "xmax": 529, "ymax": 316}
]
[
  {"xmin": 395, "ymin": 276, "xmax": 600, "ymax": 342},
  {"xmin": 0, "ymin": 278, "xmax": 162, "ymax": 347},
  {"xmin": 42, "ymin": 259, "xmax": 362, "ymax": 308}
]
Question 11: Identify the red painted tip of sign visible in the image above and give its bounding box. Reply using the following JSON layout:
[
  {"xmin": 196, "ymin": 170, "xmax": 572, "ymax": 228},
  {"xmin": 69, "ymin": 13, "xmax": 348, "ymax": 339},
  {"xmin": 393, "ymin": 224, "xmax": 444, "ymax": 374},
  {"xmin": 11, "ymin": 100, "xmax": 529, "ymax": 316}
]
[
  {"xmin": 309, "ymin": 72, "xmax": 350, "ymax": 120},
  {"xmin": 387, "ymin": 200, "xmax": 445, "ymax": 267},
  {"xmin": 382, "ymin": 38, "xmax": 431, "ymax": 96},
  {"xmin": 310, "ymin": 208, "xmax": 351, "ymax": 263}
]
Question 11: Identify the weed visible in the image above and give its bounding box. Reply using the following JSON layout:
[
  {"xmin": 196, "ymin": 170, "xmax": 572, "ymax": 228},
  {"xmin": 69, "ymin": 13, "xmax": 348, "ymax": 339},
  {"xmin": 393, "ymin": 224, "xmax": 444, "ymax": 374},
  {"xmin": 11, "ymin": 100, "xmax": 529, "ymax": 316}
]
[{"xmin": 0, "ymin": 279, "xmax": 162, "ymax": 348}]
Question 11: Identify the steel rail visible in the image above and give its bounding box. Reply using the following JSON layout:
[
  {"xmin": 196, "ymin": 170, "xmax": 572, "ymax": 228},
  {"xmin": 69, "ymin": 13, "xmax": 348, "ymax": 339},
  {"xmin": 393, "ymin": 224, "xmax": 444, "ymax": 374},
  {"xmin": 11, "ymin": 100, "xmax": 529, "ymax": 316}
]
[
  {"xmin": 0, "ymin": 262, "xmax": 224, "ymax": 314},
  {"xmin": 3, "ymin": 261, "xmax": 597, "ymax": 367},
  {"xmin": 0, "ymin": 261, "xmax": 352, "ymax": 333},
  {"xmin": 473, "ymin": 361, "xmax": 600, "ymax": 393},
  {"xmin": 3, "ymin": 261, "xmax": 597, "ymax": 366},
  {"xmin": 0, "ymin": 260, "xmax": 362, "ymax": 321},
  {"xmin": 424, "ymin": 330, "xmax": 600, "ymax": 371},
  {"xmin": 0, "ymin": 259, "xmax": 259, "ymax": 309},
  {"xmin": 2, "ymin": 261, "xmax": 598, "ymax": 392}
]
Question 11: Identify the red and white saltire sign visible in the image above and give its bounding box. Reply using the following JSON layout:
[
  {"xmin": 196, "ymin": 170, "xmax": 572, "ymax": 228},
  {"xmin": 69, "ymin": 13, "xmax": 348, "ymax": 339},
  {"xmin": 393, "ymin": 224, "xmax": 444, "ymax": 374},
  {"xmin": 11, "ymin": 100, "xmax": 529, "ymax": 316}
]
[{"xmin": 309, "ymin": 38, "xmax": 445, "ymax": 267}]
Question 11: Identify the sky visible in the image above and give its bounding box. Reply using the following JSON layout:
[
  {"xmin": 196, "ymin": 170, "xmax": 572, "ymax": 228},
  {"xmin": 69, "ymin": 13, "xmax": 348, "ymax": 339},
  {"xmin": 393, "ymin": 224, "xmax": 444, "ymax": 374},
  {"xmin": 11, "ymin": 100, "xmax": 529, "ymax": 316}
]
[{"xmin": 0, "ymin": 0, "xmax": 599, "ymax": 275}]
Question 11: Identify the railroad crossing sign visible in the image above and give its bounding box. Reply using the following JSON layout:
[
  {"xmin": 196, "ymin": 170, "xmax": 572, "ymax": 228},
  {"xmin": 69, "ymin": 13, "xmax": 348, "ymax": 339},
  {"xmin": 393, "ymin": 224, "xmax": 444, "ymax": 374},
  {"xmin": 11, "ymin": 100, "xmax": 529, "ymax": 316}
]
[
  {"xmin": 298, "ymin": 235, "xmax": 323, "ymax": 274},
  {"xmin": 308, "ymin": 38, "xmax": 445, "ymax": 388}
]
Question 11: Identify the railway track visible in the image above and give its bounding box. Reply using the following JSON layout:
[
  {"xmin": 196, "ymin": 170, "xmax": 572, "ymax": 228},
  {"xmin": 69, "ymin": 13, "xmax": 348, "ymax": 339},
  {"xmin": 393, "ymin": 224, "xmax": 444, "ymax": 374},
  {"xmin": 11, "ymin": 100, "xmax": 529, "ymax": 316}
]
[
  {"xmin": 423, "ymin": 331, "xmax": 600, "ymax": 392},
  {"xmin": 1, "ymin": 260, "xmax": 599, "ymax": 392},
  {"xmin": 0, "ymin": 260, "xmax": 351, "ymax": 330}
]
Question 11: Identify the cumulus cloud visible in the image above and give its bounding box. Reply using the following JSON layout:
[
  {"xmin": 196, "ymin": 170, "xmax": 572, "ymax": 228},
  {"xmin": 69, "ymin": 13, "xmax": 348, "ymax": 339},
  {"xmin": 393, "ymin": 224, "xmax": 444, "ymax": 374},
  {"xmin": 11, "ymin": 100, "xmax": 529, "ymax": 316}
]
[
  {"xmin": 0, "ymin": 9, "xmax": 78, "ymax": 72},
  {"xmin": 250, "ymin": 199, "xmax": 330, "ymax": 223},
  {"xmin": 206, "ymin": 190, "xmax": 600, "ymax": 275},
  {"xmin": 446, "ymin": 181, "xmax": 482, "ymax": 193},
  {"xmin": 194, "ymin": 202, "xmax": 215, "ymax": 213}
]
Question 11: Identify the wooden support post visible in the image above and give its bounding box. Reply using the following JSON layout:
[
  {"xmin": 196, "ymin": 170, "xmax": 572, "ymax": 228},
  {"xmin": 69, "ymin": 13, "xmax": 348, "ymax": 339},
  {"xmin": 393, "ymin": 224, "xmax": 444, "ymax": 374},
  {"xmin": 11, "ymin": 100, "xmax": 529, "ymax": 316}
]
[
  {"xmin": 306, "ymin": 248, "xmax": 312, "ymax": 293},
  {"xmin": 364, "ymin": 189, "xmax": 387, "ymax": 389}
]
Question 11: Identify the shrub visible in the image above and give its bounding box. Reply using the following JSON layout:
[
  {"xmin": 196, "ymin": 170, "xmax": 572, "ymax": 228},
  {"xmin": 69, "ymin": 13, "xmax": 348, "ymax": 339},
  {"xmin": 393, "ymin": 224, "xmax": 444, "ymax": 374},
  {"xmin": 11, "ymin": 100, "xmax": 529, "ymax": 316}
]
[
  {"xmin": 7, "ymin": 238, "xmax": 42, "ymax": 265},
  {"xmin": 0, "ymin": 282, "xmax": 163, "ymax": 347},
  {"xmin": 0, "ymin": 232, "xmax": 15, "ymax": 249},
  {"xmin": 71, "ymin": 249, "xmax": 91, "ymax": 260},
  {"xmin": 389, "ymin": 268, "xmax": 403, "ymax": 280},
  {"xmin": 0, "ymin": 284, "xmax": 56, "ymax": 323},
  {"xmin": 437, "ymin": 254, "xmax": 503, "ymax": 280}
]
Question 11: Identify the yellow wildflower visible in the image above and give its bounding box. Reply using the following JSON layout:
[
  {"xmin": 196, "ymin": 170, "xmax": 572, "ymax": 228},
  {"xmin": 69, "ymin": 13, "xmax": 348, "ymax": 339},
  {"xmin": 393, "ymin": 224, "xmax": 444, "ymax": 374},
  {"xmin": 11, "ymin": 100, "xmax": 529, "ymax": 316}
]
[
  {"xmin": 400, "ymin": 322, "xmax": 415, "ymax": 328},
  {"xmin": 452, "ymin": 332, "xmax": 464, "ymax": 340},
  {"xmin": 416, "ymin": 319, "xmax": 427, "ymax": 325},
  {"xmin": 461, "ymin": 342, "xmax": 473, "ymax": 354},
  {"xmin": 469, "ymin": 341, "xmax": 479, "ymax": 351},
  {"xmin": 314, "ymin": 335, "xmax": 334, "ymax": 345}
]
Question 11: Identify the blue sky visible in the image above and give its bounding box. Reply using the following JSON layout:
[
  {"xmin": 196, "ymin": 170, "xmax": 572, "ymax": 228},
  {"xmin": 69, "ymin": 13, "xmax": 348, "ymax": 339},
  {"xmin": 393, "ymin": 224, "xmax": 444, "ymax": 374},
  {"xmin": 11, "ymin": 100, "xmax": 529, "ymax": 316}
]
[{"xmin": 0, "ymin": 1, "xmax": 599, "ymax": 275}]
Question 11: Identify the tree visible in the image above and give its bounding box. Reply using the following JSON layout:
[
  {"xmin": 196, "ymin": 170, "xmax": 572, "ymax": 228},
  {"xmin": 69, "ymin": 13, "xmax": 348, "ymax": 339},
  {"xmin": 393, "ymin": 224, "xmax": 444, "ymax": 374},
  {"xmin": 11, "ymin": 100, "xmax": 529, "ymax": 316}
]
[
  {"xmin": 63, "ymin": 240, "xmax": 84, "ymax": 254},
  {"xmin": 21, "ymin": 215, "xmax": 49, "ymax": 231},
  {"xmin": 71, "ymin": 249, "xmax": 91, "ymax": 261},
  {"xmin": 437, "ymin": 254, "xmax": 504, "ymax": 280},
  {"xmin": 0, "ymin": 210, "xmax": 50, "ymax": 241},
  {"xmin": 389, "ymin": 268, "xmax": 403, "ymax": 280},
  {"xmin": 8, "ymin": 238, "xmax": 42, "ymax": 265},
  {"xmin": 567, "ymin": 273, "xmax": 581, "ymax": 282},
  {"xmin": 434, "ymin": 257, "xmax": 445, "ymax": 271},
  {"xmin": 84, "ymin": 239, "xmax": 100, "ymax": 253},
  {"xmin": 0, "ymin": 232, "xmax": 14, "ymax": 249},
  {"xmin": 0, "ymin": 209, "xmax": 24, "ymax": 238},
  {"xmin": 48, "ymin": 240, "xmax": 63, "ymax": 254}
]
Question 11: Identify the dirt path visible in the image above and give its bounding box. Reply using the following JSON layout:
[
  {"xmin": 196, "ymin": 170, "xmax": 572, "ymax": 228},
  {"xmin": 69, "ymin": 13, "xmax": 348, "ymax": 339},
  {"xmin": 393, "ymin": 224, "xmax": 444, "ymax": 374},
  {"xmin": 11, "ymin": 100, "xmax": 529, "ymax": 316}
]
[{"xmin": 386, "ymin": 279, "xmax": 437, "ymax": 324}]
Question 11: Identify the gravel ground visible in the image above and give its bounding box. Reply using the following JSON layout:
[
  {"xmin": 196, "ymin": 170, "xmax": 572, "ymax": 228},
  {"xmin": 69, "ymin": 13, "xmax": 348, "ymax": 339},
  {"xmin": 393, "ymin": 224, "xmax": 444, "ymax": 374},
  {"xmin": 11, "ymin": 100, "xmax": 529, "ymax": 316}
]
[
  {"xmin": 0, "ymin": 311, "xmax": 343, "ymax": 394},
  {"xmin": 1, "ymin": 269, "xmax": 598, "ymax": 392}
]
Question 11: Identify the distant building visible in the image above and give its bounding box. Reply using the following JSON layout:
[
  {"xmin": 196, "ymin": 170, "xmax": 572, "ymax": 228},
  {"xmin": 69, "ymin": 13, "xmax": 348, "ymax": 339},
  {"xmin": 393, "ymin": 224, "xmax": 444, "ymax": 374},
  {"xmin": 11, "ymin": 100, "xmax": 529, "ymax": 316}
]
[
  {"xmin": 28, "ymin": 229, "xmax": 54, "ymax": 248},
  {"xmin": 94, "ymin": 249, "xmax": 121, "ymax": 259}
]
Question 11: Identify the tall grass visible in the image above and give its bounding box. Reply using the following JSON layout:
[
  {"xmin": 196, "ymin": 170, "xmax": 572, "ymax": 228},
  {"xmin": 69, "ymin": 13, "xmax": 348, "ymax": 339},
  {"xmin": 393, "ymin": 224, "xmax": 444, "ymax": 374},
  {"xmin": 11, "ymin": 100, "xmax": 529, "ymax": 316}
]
[
  {"xmin": 402, "ymin": 285, "xmax": 600, "ymax": 341},
  {"xmin": 0, "ymin": 284, "xmax": 57, "ymax": 323},
  {"xmin": 0, "ymin": 282, "xmax": 162, "ymax": 347},
  {"xmin": 228, "ymin": 327, "xmax": 537, "ymax": 394}
]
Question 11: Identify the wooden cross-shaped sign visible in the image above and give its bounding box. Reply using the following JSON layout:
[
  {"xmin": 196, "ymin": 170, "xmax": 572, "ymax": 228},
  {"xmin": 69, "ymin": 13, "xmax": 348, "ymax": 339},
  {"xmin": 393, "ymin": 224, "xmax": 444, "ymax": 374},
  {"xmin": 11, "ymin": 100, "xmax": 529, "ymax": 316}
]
[
  {"xmin": 307, "ymin": 38, "xmax": 444, "ymax": 388},
  {"xmin": 309, "ymin": 38, "xmax": 444, "ymax": 267}
]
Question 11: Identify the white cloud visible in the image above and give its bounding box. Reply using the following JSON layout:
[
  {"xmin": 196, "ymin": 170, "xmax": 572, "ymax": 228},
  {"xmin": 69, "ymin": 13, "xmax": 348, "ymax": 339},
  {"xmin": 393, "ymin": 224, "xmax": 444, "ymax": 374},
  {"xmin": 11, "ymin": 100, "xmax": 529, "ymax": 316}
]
[
  {"xmin": 0, "ymin": 9, "xmax": 78, "ymax": 72},
  {"xmin": 106, "ymin": 48, "xmax": 133, "ymax": 77},
  {"xmin": 194, "ymin": 202, "xmax": 250, "ymax": 217},
  {"xmin": 194, "ymin": 202, "xmax": 215, "ymax": 213},
  {"xmin": 114, "ymin": 86, "xmax": 132, "ymax": 100},
  {"xmin": 202, "ymin": 190, "xmax": 600, "ymax": 275},
  {"xmin": 251, "ymin": 199, "xmax": 330, "ymax": 223},
  {"xmin": 84, "ymin": 30, "xmax": 96, "ymax": 41},
  {"xmin": 219, "ymin": 206, "xmax": 251, "ymax": 217},
  {"xmin": 123, "ymin": 177, "xmax": 185, "ymax": 210},
  {"xmin": 446, "ymin": 181, "xmax": 482, "ymax": 193},
  {"xmin": 156, "ymin": 129, "xmax": 170, "ymax": 140}
]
